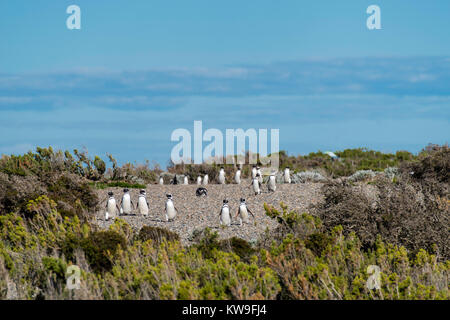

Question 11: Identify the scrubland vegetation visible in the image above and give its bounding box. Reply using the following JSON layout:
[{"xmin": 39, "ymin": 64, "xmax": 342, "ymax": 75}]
[{"xmin": 0, "ymin": 144, "xmax": 448, "ymax": 299}]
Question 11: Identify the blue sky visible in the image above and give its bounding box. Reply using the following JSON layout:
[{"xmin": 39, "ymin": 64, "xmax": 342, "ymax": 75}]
[{"xmin": 0, "ymin": 1, "xmax": 449, "ymax": 166}]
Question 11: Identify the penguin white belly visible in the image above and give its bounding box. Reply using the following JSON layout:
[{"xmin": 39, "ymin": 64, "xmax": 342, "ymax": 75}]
[
  {"xmin": 252, "ymin": 169, "xmax": 257, "ymax": 179},
  {"xmin": 159, "ymin": 177, "xmax": 164, "ymax": 185},
  {"xmin": 166, "ymin": 201, "xmax": 177, "ymax": 220},
  {"xmin": 107, "ymin": 199, "xmax": 117, "ymax": 219},
  {"xmin": 121, "ymin": 194, "xmax": 132, "ymax": 214},
  {"xmin": 268, "ymin": 177, "xmax": 276, "ymax": 191},
  {"xmin": 203, "ymin": 175, "xmax": 209, "ymax": 185},
  {"xmin": 138, "ymin": 197, "xmax": 148, "ymax": 216},
  {"xmin": 184, "ymin": 176, "xmax": 189, "ymax": 185},
  {"xmin": 253, "ymin": 180, "xmax": 261, "ymax": 194},
  {"xmin": 235, "ymin": 171, "xmax": 241, "ymax": 184},
  {"xmin": 197, "ymin": 177, "xmax": 202, "ymax": 185},
  {"xmin": 239, "ymin": 205, "xmax": 249, "ymax": 223},
  {"xmin": 219, "ymin": 173, "xmax": 225, "ymax": 184},
  {"xmin": 220, "ymin": 207, "xmax": 231, "ymax": 226}
]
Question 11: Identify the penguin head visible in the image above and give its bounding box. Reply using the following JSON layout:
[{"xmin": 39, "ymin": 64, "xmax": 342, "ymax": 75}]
[
  {"xmin": 240, "ymin": 198, "xmax": 246, "ymax": 203},
  {"xmin": 108, "ymin": 191, "xmax": 114, "ymax": 196},
  {"xmin": 123, "ymin": 188, "xmax": 129, "ymax": 193},
  {"xmin": 256, "ymin": 166, "xmax": 260, "ymax": 170},
  {"xmin": 166, "ymin": 194, "xmax": 173, "ymax": 200},
  {"xmin": 139, "ymin": 189, "xmax": 146, "ymax": 195},
  {"xmin": 223, "ymin": 199, "xmax": 228, "ymax": 204}
]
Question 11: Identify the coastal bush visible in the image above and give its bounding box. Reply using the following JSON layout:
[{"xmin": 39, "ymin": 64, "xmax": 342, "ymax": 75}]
[{"xmin": 138, "ymin": 226, "xmax": 180, "ymax": 245}]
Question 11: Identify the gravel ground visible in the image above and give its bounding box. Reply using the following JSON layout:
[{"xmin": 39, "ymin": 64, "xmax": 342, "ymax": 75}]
[{"xmin": 94, "ymin": 180, "xmax": 324, "ymax": 245}]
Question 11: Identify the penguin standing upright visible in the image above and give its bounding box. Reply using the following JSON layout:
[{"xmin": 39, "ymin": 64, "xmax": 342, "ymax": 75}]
[
  {"xmin": 120, "ymin": 188, "xmax": 133, "ymax": 215},
  {"xmin": 218, "ymin": 167, "xmax": 226, "ymax": 184},
  {"xmin": 251, "ymin": 174, "xmax": 261, "ymax": 195},
  {"xmin": 105, "ymin": 191, "xmax": 120, "ymax": 221},
  {"xmin": 164, "ymin": 194, "xmax": 178, "ymax": 222},
  {"xmin": 234, "ymin": 168, "xmax": 241, "ymax": 184},
  {"xmin": 159, "ymin": 176, "xmax": 164, "ymax": 185},
  {"xmin": 197, "ymin": 175, "xmax": 202, "ymax": 185},
  {"xmin": 219, "ymin": 199, "xmax": 231, "ymax": 226},
  {"xmin": 256, "ymin": 166, "xmax": 263, "ymax": 184},
  {"xmin": 137, "ymin": 189, "xmax": 149, "ymax": 216},
  {"xmin": 268, "ymin": 173, "xmax": 277, "ymax": 192},
  {"xmin": 284, "ymin": 167, "xmax": 291, "ymax": 184},
  {"xmin": 184, "ymin": 175, "xmax": 189, "ymax": 185},
  {"xmin": 251, "ymin": 165, "xmax": 257, "ymax": 179},
  {"xmin": 203, "ymin": 173, "xmax": 209, "ymax": 185},
  {"xmin": 235, "ymin": 198, "xmax": 254, "ymax": 225}
]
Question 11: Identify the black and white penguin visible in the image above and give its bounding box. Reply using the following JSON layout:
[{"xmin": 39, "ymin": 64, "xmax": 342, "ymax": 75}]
[
  {"xmin": 268, "ymin": 173, "xmax": 276, "ymax": 192},
  {"xmin": 120, "ymin": 188, "xmax": 133, "ymax": 215},
  {"xmin": 203, "ymin": 173, "xmax": 209, "ymax": 185},
  {"xmin": 159, "ymin": 176, "xmax": 164, "ymax": 185},
  {"xmin": 251, "ymin": 173, "xmax": 262, "ymax": 195},
  {"xmin": 284, "ymin": 167, "xmax": 291, "ymax": 184},
  {"xmin": 219, "ymin": 199, "xmax": 231, "ymax": 226},
  {"xmin": 256, "ymin": 166, "xmax": 263, "ymax": 184},
  {"xmin": 137, "ymin": 189, "xmax": 149, "ymax": 216},
  {"xmin": 251, "ymin": 165, "xmax": 257, "ymax": 179},
  {"xmin": 218, "ymin": 167, "xmax": 226, "ymax": 184},
  {"xmin": 235, "ymin": 198, "xmax": 254, "ymax": 225},
  {"xmin": 165, "ymin": 193, "xmax": 178, "ymax": 222},
  {"xmin": 196, "ymin": 187, "xmax": 208, "ymax": 197},
  {"xmin": 197, "ymin": 175, "xmax": 202, "ymax": 185},
  {"xmin": 234, "ymin": 167, "xmax": 241, "ymax": 184},
  {"xmin": 183, "ymin": 175, "xmax": 189, "ymax": 185},
  {"xmin": 105, "ymin": 191, "xmax": 120, "ymax": 220}
]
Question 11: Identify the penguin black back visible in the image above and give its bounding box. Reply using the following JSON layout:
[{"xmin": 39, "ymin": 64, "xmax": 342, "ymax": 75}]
[{"xmin": 196, "ymin": 187, "xmax": 208, "ymax": 197}]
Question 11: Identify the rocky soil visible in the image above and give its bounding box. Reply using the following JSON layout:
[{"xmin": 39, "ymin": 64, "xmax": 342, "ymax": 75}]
[{"xmin": 94, "ymin": 180, "xmax": 324, "ymax": 245}]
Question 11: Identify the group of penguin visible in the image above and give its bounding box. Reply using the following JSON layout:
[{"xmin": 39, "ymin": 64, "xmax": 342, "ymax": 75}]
[
  {"xmin": 105, "ymin": 188, "xmax": 178, "ymax": 222},
  {"xmin": 160, "ymin": 165, "xmax": 293, "ymax": 196},
  {"xmin": 105, "ymin": 166, "xmax": 293, "ymax": 227}
]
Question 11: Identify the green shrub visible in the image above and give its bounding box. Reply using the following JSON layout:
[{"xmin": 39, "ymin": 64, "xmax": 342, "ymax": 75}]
[
  {"xmin": 81, "ymin": 230, "xmax": 127, "ymax": 273},
  {"xmin": 305, "ymin": 233, "xmax": 332, "ymax": 256}
]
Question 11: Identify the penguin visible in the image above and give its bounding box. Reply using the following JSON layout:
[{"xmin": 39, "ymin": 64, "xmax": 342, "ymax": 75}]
[
  {"xmin": 235, "ymin": 198, "xmax": 255, "ymax": 225},
  {"xmin": 183, "ymin": 175, "xmax": 189, "ymax": 185},
  {"xmin": 268, "ymin": 173, "xmax": 277, "ymax": 192},
  {"xmin": 197, "ymin": 175, "xmax": 202, "ymax": 185},
  {"xmin": 105, "ymin": 191, "xmax": 120, "ymax": 221},
  {"xmin": 234, "ymin": 168, "xmax": 241, "ymax": 184},
  {"xmin": 165, "ymin": 194, "xmax": 178, "ymax": 222},
  {"xmin": 250, "ymin": 174, "xmax": 261, "ymax": 195},
  {"xmin": 256, "ymin": 166, "xmax": 263, "ymax": 184},
  {"xmin": 284, "ymin": 167, "xmax": 291, "ymax": 184},
  {"xmin": 251, "ymin": 165, "xmax": 257, "ymax": 179},
  {"xmin": 196, "ymin": 187, "xmax": 208, "ymax": 197},
  {"xmin": 218, "ymin": 167, "xmax": 226, "ymax": 184},
  {"xmin": 171, "ymin": 176, "xmax": 178, "ymax": 185},
  {"xmin": 219, "ymin": 199, "xmax": 231, "ymax": 226},
  {"xmin": 203, "ymin": 173, "xmax": 209, "ymax": 185},
  {"xmin": 159, "ymin": 176, "xmax": 164, "ymax": 185},
  {"xmin": 136, "ymin": 189, "xmax": 149, "ymax": 216},
  {"xmin": 120, "ymin": 188, "xmax": 133, "ymax": 215}
]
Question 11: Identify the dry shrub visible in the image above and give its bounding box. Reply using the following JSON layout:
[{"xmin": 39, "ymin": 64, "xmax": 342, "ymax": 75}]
[
  {"xmin": 402, "ymin": 144, "xmax": 449, "ymax": 184},
  {"xmin": 138, "ymin": 226, "xmax": 180, "ymax": 245},
  {"xmin": 318, "ymin": 177, "xmax": 450, "ymax": 260}
]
